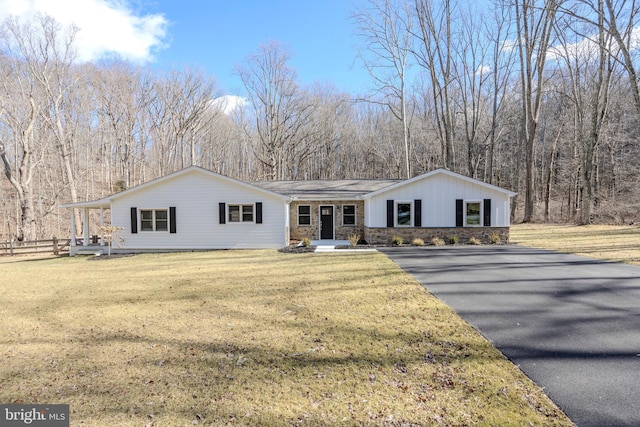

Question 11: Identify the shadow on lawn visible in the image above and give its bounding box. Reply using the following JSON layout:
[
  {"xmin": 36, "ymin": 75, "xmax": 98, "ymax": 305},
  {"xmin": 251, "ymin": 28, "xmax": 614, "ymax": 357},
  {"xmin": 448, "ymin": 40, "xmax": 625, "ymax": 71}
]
[
  {"xmin": 0, "ymin": 249, "xmax": 574, "ymax": 425},
  {"xmin": 0, "ymin": 319, "xmax": 521, "ymax": 425}
]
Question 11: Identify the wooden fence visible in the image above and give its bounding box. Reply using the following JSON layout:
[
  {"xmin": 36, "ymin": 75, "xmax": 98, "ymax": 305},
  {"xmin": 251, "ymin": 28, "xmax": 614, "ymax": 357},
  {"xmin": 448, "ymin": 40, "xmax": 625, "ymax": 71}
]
[{"xmin": 0, "ymin": 237, "xmax": 74, "ymax": 256}]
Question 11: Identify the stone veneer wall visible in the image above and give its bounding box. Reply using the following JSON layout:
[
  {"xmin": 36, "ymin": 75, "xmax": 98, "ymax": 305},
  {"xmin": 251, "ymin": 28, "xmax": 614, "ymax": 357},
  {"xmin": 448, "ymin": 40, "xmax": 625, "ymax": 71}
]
[
  {"xmin": 364, "ymin": 227, "xmax": 510, "ymax": 245},
  {"xmin": 289, "ymin": 200, "xmax": 365, "ymax": 242}
]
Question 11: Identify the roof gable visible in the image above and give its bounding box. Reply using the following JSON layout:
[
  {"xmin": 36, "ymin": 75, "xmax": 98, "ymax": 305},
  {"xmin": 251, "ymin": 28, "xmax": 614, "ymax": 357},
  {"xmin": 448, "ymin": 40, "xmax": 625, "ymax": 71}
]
[
  {"xmin": 61, "ymin": 166, "xmax": 289, "ymax": 208},
  {"xmin": 363, "ymin": 169, "xmax": 517, "ymax": 199},
  {"xmin": 110, "ymin": 166, "xmax": 289, "ymax": 201}
]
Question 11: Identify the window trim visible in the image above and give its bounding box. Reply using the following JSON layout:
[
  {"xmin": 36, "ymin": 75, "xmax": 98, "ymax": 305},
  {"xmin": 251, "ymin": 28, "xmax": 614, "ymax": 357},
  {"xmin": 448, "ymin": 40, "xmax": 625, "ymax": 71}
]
[
  {"xmin": 342, "ymin": 204, "xmax": 356, "ymax": 226},
  {"xmin": 464, "ymin": 200, "xmax": 483, "ymax": 227},
  {"xmin": 139, "ymin": 208, "xmax": 169, "ymax": 232},
  {"xmin": 395, "ymin": 201, "xmax": 413, "ymax": 227},
  {"xmin": 297, "ymin": 204, "xmax": 312, "ymax": 226},
  {"xmin": 227, "ymin": 203, "xmax": 255, "ymax": 223}
]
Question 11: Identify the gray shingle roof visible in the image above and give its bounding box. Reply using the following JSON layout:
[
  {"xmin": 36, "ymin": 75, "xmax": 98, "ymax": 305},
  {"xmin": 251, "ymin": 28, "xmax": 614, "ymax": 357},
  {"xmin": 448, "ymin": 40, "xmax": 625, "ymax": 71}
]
[{"xmin": 251, "ymin": 179, "xmax": 401, "ymax": 200}]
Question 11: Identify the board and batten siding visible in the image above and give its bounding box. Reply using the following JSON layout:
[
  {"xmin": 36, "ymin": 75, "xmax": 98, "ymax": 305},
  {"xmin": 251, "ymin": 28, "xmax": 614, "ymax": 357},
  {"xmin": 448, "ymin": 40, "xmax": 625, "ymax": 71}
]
[
  {"xmin": 110, "ymin": 169, "xmax": 288, "ymax": 249},
  {"xmin": 365, "ymin": 172, "xmax": 512, "ymax": 228}
]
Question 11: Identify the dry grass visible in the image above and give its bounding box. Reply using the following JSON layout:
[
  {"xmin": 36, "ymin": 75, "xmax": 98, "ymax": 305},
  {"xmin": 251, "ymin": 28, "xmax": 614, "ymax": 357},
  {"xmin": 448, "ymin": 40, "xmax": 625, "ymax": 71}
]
[
  {"xmin": 511, "ymin": 223, "xmax": 640, "ymax": 266},
  {"xmin": 1, "ymin": 251, "xmax": 572, "ymax": 426}
]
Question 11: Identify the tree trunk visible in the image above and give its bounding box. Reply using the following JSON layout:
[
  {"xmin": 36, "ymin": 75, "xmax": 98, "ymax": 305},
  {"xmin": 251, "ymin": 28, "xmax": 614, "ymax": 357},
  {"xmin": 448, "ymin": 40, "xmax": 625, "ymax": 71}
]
[
  {"xmin": 0, "ymin": 142, "xmax": 36, "ymax": 241},
  {"xmin": 514, "ymin": 0, "xmax": 559, "ymax": 223},
  {"xmin": 544, "ymin": 129, "xmax": 560, "ymax": 222},
  {"xmin": 580, "ymin": 0, "xmax": 612, "ymax": 225}
]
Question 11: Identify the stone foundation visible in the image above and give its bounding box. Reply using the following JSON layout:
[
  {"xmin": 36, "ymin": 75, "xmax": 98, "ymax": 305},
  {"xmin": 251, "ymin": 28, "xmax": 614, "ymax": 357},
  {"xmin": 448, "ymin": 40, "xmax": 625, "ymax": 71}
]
[{"xmin": 364, "ymin": 227, "xmax": 510, "ymax": 245}]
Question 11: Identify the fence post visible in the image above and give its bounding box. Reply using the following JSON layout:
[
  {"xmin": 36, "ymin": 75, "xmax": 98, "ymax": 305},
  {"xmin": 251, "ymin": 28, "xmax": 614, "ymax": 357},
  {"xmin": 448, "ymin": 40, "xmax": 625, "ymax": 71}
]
[
  {"xmin": 10, "ymin": 238, "xmax": 14, "ymax": 256},
  {"xmin": 52, "ymin": 237, "xmax": 59, "ymax": 255}
]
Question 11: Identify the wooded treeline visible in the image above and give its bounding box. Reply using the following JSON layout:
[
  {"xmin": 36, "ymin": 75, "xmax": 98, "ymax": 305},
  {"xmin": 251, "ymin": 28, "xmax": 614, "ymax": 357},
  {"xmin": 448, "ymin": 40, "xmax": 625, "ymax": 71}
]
[{"xmin": 1, "ymin": 0, "xmax": 639, "ymax": 241}]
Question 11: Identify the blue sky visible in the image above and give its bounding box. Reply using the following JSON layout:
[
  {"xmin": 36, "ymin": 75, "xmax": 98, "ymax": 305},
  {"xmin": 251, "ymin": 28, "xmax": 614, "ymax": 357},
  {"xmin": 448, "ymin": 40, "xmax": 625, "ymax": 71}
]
[
  {"xmin": 149, "ymin": 0, "xmax": 368, "ymax": 94},
  {"xmin": 0, "ymin": 0, "xmax": 369, "ymax": 95}
]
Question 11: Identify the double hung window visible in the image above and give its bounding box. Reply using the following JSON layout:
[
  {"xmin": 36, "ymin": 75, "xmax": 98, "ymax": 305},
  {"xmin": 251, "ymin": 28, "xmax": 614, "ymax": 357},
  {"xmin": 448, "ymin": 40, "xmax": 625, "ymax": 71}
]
[
  {"xmin": 228, "ymin": 204, "xmax": 254, "ymax": 223},
  {"xmin": 140, "ymin": 209, "xmax": 168, "ymax": 231},
  {"xmin": 342, "ymin": 205, "xmax": 356, "ymax": 226},
  {"xmin": 298, "ymin": 205, "xmax": 311, "ymax": 226}
]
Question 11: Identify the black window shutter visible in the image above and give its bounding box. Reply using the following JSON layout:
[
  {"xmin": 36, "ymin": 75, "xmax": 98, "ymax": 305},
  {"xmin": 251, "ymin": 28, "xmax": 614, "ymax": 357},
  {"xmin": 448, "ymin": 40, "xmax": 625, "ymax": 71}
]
[
  {"xmin": 386, "ymin": 200, "xmax": 394, "ymax": 227},
  {"xmin": 455, "ymin": 199, "xmax": 463, "ymax": 227},
  {"xmin": 219, "ymin": 203, "xmax": 226, "ymax": 224},
  {"xmin": 484, "ymin": 199, "xmax": 491, "ymax": 227},
  {"xmin": 130, "ymin": 207, "xmax": 138, "ymax": 234},
  {"xmin": 256, "ymin": 202, "xmax": 263, "ymax": 224},
  {"xmin": 169, "ymin": 206, "xmax": 177, "ymax": 233},
  {"xmin": 414, "ymin": 199, "xmax": 422, "ymax": 227}
]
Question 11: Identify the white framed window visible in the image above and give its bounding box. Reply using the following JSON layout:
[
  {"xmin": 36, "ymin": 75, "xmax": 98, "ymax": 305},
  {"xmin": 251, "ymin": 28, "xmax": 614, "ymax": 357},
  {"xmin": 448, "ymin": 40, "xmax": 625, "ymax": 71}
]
[
  {"xmin": 465, "ymin": 201, "xmax": 482, "ymax": 226},
  {"xmin": 342, "ymin": 205, "xmax": 356, "ymax": 226},
  {"xmin": 298, "ymin": 205, "xmax": 311, "ymax": 226},
  {"xmin": 140, "ymin": 209, "xmax": 168, "ymax": 231},
  {"xmin": 396, "ymin": 201, "xmax": 413, "ymax": 227},
  {"xmin": 228, "ymin": 204, "xmax": 254, "ymax": 223}
]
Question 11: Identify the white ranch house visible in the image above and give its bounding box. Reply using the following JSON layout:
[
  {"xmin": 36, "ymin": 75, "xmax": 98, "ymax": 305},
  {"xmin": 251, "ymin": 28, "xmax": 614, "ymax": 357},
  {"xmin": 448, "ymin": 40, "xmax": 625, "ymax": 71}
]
[{"xmin": 61, "ymin": 166, "xmax": 516, "ymax": 255}]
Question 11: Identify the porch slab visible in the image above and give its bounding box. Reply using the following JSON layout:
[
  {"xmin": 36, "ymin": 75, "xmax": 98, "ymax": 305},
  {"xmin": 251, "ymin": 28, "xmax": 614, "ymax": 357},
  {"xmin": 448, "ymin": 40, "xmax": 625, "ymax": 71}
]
[
  {"xmin": 73, "ymin": 248, "xmax": 104, "ymax": 256},
  {"xmin": 311, "ymin": 240, "xmax": 350, "ymax": 247},
  {"xmin": 312, "ymin": 240, "xmax": 377, "ymax": 253}
]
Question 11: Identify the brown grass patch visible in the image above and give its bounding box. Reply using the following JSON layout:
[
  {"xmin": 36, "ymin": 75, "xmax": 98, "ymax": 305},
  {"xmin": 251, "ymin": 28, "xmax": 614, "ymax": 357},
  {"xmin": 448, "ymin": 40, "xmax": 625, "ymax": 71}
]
[
  {"xmin": 0, "ymin": 251, "xmax": 572, "ymax": 426},
  {"xmin": 511, "ymin": 224, "xmax": 640, "ymax": 266}
]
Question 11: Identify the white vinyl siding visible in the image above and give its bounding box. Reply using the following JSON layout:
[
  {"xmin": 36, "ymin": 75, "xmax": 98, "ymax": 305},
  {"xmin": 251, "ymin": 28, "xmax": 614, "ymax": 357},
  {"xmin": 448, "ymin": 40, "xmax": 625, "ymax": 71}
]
[
  {"xmin": 365, "ymin": 172, "xmax": 512, "ymax": 228},
  {"xmin": 111, "ymin": 169, "xmax": 287, "ymax": 249}
]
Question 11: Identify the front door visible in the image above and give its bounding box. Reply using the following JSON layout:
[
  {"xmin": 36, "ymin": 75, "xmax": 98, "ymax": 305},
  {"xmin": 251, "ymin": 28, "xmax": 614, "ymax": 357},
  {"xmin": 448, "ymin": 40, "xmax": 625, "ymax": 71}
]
[{"xmin": 319, "ymin": 206, "xmax": 334, "ymax": 240}]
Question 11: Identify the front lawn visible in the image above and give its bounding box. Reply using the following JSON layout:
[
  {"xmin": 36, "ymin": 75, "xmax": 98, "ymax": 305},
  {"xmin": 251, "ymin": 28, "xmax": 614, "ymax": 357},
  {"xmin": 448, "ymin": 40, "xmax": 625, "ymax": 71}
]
[
  {"xmin": 0, "ymin": 251, "xmax": 572, "ymax": 426},
  {"xmin": 511, "ymin": 223, "xmax": 640, "ymax": 266}
]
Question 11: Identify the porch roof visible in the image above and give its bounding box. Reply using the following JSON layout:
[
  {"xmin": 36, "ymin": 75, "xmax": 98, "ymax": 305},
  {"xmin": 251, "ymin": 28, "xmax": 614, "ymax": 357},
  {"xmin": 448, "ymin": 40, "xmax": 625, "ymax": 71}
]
[
  {"xmin": 59, "ymin": 197, "xmax": 111, "ymax": 209},
  {"xmin": 252, "ymin": 179, "xmax": 400, "ymax": 200}
]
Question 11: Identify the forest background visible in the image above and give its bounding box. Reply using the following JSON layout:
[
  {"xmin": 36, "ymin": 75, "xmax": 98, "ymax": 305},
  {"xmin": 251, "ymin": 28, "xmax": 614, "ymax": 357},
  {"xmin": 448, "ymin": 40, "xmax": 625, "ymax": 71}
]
[{"xmin": 1, "ymin": 0, "xmax": 639, "ymax": 242}]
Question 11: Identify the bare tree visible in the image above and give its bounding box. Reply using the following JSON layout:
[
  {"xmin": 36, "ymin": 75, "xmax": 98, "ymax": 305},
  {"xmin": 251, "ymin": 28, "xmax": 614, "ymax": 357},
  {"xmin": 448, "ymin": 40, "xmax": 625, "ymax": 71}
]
[
  {"xmin": 0, "ymin": 20, "xmax": 46, "ymax": 241},
  {"xmin": 484, "ymin": 2, "xmax": 517, "ymax": 185},
  {"xmin": 354, "ymin": 0, "xmax": 414, "ymax": 178},
  {"xmin": 454, "ymin": 5, "xmax": 494, "ymax": 179},
  {"xmin": 197, "ymin": 103, "xmax": 245, "ymax": 177},
  {"xmin": 93, "ymin": 62, "xmax": 150, "ymax": 191},
  {"xmin": 413, "ymin": 0, "xmax": 457, "ymax": 170},
  {"xmin": 568, "ymin": 0, "xmax": 640, "ymax": 120},
  {"xmin": 236, "ymin": 41, "xmax": 315, "ymax": 180},
  {"xmin": 305, "ymin": 86, "xmax": 355, "ymax": 179},
  {"xmin": 4, "ymin": 15, "xmax": 83, "ymax": 232},
  {"xmin": 147, "ymin": 69, "xmax": 217, "ymax": 175},
  {"xmin": 513, "ymin": 0, "xmax": 562, "ymax": 222},
  {"xmin": 556, "ymin": 0, "xmax": 615, "ymax": 224}
]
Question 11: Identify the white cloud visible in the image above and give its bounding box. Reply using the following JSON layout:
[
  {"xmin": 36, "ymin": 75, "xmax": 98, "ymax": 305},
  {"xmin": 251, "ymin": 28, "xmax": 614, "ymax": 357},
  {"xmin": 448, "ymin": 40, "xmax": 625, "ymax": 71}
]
[
  {"xmin": 211, "ymin": 95, "xmax": 247, "ymax": 115},
  {"xmin": 0, "ymin": 0, "xmax": 168, "ymax": 63},
  {"xmin": 475, "ymin": 65, "xmax": 491, "ymax": 76}
]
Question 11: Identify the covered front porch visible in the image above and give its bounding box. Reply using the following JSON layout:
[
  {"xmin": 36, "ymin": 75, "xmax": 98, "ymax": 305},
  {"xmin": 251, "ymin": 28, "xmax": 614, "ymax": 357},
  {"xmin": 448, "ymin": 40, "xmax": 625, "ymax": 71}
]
[{"xmin": 60, "ymin": 199, "xmax": 112, "ymax": 256}]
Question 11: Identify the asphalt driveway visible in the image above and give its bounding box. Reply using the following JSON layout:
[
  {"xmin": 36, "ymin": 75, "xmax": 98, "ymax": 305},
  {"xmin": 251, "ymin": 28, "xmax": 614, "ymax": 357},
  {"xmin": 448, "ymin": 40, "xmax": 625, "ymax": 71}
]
[{"xmin": 381, "ymin": 245, "xmax": 640, "ymax": 427}]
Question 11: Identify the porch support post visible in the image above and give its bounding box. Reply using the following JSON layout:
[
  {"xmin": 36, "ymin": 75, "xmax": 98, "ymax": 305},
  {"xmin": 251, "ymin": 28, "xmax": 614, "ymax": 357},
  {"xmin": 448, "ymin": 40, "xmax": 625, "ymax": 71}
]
[
  {"xmin": 100, "ymin": 207, "xmax": 105, "ymax": 246},
  {"xmin": 83, "ymin": 208, "xmax": 90, "ymax": 246},
  {"xmin": 70, "ymin": 209, "xmax": 76, "ymax": 247}
]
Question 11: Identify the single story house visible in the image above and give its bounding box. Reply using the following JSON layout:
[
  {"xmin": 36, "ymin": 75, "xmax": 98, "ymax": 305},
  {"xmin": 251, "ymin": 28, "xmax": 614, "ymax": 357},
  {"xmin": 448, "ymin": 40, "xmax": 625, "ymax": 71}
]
[{"xmin": 61, "ymin": 166, "xmax": 516, "ymax": 255}]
